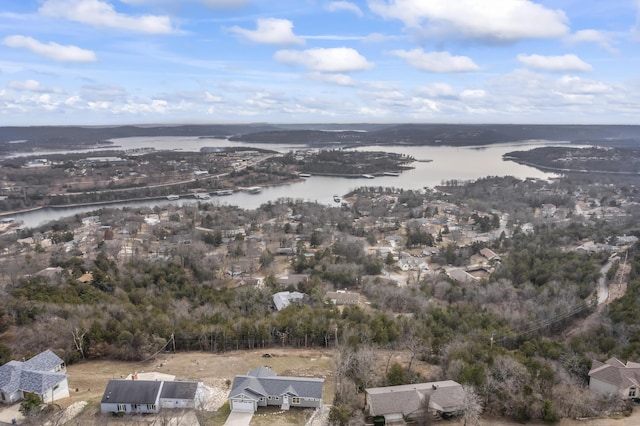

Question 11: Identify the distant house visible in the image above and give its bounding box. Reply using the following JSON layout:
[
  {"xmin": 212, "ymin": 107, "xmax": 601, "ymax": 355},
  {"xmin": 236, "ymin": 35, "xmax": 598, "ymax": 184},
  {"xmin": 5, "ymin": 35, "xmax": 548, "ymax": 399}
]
[
  {"xmin": 228, "ymin": 366, "xmax": 323, "ymax": 413},
  {"xmin": 0, "ymin": 349, "xmax": 69, "ymax": 404},
  {"xmin": 589, "ymin": 358, "xmax": 640, "ymax": 399},
  {"xmin": 398, "ymin": 255, "xmax": 427, "ymax": 271},
  {"xmin": 325, "ymin": 290, "xmax": 360, "ymax": 306},
  {"xmin": 34, "ymin": 266, "xmax": 64, "ymax": 279},
  {"xmin": 273, "ymin": 291, "xmax": 305, "ymax": 311},
  {"xmin": 365, "ymin": 380, "xmax": 465, "ymax": 423},
  {"xmin": 78, "ymin": 272, "xmax": 94, "ymax": 284},
  {"xmin": 479, "ymin": 248, "xmax": 501, "ymax": 262},
  {"xmin": 100, "ymin": 380, "xmax": 201, "ymax": 414},
  {"xmin": 542, "ymin": 203, "xmax": 557, "ymax": 218},
  {"xmin": 445, "ymin": 267, "xmax": 479, "ymax": 284}
]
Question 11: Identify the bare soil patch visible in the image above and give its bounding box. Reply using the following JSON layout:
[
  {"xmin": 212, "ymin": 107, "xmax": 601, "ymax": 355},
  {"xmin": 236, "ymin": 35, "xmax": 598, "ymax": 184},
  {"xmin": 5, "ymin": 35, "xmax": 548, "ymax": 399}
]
[{"xmin": 62, "ymin": 348, "xmax": 335, "ymax": 424}]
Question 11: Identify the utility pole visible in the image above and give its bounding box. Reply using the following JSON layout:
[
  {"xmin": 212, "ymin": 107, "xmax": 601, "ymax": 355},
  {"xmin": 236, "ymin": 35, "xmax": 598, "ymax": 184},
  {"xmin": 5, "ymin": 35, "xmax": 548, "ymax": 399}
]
[{"xmin": 171, "ymin": 333, "xmax": 176, "ymax": 352}]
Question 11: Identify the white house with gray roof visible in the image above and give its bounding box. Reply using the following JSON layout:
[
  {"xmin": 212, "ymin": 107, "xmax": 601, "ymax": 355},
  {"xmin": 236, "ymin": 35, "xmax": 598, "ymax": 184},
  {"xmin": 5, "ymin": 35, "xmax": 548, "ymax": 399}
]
[
  {"xmin": 228, "ymin": 366, "xmax": 323, "ymax": 413},
  {"xmin": 0, "ymin": 349, "xmax": 69, "ymax": 404},
  {"xmin": 100, "ymin": 379, "xmax": 201, "ymax": 414},
  {"xmin": 365, "ymin": 380, "xmax": 465, "ymax": 423},
  {"xmin": 589, "ymin": 358, "xmax": 640, "ymax": 399}
]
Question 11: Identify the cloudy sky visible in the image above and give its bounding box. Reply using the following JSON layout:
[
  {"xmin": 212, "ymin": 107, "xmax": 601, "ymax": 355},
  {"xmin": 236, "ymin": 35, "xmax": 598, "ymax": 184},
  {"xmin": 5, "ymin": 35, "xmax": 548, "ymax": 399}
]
[{"xmin": 1, "ymin": 0, "xmax": 640, "ymax": 125}]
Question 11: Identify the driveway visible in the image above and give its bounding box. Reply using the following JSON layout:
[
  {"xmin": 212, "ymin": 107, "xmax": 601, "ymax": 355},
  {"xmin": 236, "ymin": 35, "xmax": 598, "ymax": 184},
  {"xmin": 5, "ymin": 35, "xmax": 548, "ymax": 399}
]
[
  {"xmin": 223, "ymin": 411, "xmax": 253, "ymax": 426},
  {"xmin": 0, "ymin": 403, "xmax": 23, "ymax": 425}
]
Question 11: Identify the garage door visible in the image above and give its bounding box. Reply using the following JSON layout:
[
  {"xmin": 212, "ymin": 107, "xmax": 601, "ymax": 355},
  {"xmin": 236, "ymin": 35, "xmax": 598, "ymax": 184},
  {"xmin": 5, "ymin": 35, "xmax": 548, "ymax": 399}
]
[{"xmin": 232, "ymin": 400, "xmax": 255, "ymax": 412}]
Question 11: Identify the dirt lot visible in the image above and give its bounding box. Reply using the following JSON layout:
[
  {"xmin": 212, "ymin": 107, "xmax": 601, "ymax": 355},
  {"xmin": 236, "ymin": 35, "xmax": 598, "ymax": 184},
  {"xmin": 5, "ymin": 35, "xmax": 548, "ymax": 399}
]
[{"xmin": 61, "ymin": 348, "xmax": 336, "ymax": 424}]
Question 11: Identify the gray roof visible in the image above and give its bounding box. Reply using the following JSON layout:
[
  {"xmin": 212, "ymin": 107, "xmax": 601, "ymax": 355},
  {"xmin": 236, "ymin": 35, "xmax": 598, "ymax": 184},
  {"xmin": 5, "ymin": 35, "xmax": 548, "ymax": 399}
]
[
  {"xmin": 20, "ymin": 370, "xmax": 67, "ymax": 394},
  {"xmin": 589, "ymin": 358, "xmax": 640, "ymax": 389},
  {"xmin": 366, "ymin": 380, "xmax": 464, "ymax": 417},
  {"xmin": 101, "ymin": 380, "xmax": 163, "ymax": 405},
  {"xmin": 0, "ymin": 361, "xmax": 23, "ymax": 394},
  {"xmin": 228, "ymin": 367, "xmax": 323, "ymax": 401},
  {"xmin": 23, "ymin": 349, "xmax": 64, "ymax": 372},
  {"xmin": 247, "ymin": 366, "xmax": 277, "ymax": 378},
  {"xmin": 160, "ymin": 381, "xmax": 199, "ymax": 400},
  {"xmin": 273, "ymin": 291, "xmax": 305, "ymax": 311},
  {"xmin": 0, "ymin": 350, "xmax": 66, "ymax": 395}
]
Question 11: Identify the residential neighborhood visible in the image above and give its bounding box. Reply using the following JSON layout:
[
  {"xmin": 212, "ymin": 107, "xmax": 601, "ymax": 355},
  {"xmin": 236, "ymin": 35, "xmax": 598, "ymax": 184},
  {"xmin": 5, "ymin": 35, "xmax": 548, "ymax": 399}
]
[{"xmin": 1, "ymin": 173, "xmax": 640, "ymax": 424}]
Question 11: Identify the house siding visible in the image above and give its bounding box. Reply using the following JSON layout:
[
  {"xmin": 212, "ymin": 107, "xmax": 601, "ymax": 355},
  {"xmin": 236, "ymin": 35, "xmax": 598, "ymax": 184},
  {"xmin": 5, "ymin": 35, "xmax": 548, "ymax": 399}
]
[
  {"xmin": 42, "ymin": 379, "xmax": 70, "ymax": 403},
  {"xmin": 1, "ymin": 390, "xmax": 22, "ymax": 404},
  {"xmin": 101, "ymin": 401, "xmax": 160, "ymax": 414},
  {"xmin": 589, "ymin": 378, "xmax": 619, "ymax": 397}
]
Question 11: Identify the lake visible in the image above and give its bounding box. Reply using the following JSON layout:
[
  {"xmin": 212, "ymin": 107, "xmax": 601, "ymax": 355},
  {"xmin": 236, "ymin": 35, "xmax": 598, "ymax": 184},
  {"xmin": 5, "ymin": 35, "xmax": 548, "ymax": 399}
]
[{"xmin": 5, "ymin": 137, "xmax": 569, "ymax": 228}]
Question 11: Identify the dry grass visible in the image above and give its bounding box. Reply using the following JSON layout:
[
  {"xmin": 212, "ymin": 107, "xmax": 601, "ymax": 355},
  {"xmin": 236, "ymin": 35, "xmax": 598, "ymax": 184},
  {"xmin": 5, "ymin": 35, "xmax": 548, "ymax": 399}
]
[{"xmin": 63, "ymin": 348, "xmax": 336, "ymax": 424}]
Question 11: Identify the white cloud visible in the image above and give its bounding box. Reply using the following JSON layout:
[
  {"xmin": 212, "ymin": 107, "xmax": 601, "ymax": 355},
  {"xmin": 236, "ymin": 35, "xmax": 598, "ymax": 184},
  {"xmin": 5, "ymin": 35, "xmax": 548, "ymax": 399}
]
[
  {"xmin": 565, "ymin": 29, "xmax": 615, "ymax": 52},
  {"xmin": 39, "ymin": 0, "xmax": 174, "ymax": 34},
  {"xmin": 557, "ymin": 76, "xmax": 610, "ymax": 94},
  {"xmin": 274, "ymin": 47, "xmax": 373, "ymax": 73},
  {"xmin": 460, "ymin": 89, "xmax": 486, "ymax": 99},
  {"xmin": 326, "ymin": 1, "xmax": 364, "ymax": 17},
  {"xmin": 8, "ymin": 80, "xmax": 45, "ymax": 92},
  {"xmin": 308, "ymin": 72, "xmax": 356, "ymax": 86},
  {"xmin": 2, "ymin": 35, "xmax": 97, "ymax": 62},
  {"xmin": 417, "ymin": 83, "xmax": 457, "ymax": 98},
  {"xmin": 230, "ymin": 18, "xmax": 304, "ymax": 45},
  {"xmin": 517, "ymin": 54, "xmax": 592, "ymax": 72},
  {"xmin": 369, "ymin": 0, "xmax": 568, "ymax": 42},
  {"xmin": 390, "ymin": 49, "xmax": 480, "ymax": 73},
  {"xmin": 205, "ymin": 91, "xmax": 223, "ymax": 102}
]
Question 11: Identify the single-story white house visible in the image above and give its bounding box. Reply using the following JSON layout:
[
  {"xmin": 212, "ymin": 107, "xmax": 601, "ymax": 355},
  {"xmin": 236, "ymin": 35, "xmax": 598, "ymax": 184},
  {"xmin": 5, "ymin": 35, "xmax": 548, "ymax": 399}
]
[
  {"xmin": 100, "ymin": 379, "xmax": 201, "ymax": 414},
  {"xmin": 0, "ymin": 349, "xmax": 69, "ymax": 404}
]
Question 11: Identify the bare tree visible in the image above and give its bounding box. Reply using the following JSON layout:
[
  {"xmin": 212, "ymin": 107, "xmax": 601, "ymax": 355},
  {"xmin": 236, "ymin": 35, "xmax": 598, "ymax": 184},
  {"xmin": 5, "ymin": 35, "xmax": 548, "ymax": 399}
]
[
  {"xmin": 72, "ymin": 327, "xmax": 86, "ymax": 359},
  {"xmin": 461, "ymin": 384, "xmax": 483, "ymax": 426}
]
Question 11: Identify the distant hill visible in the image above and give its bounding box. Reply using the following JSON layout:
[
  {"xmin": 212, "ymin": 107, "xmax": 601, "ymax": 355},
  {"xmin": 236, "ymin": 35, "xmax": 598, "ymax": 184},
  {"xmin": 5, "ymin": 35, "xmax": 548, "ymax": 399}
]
[
  {"xmin": 230, "ymin": 124, "xmax": 640, "ymax": 147},
  {"xmin": 1, "ymin": 123, "xmax": 639, "ymax": 153}
]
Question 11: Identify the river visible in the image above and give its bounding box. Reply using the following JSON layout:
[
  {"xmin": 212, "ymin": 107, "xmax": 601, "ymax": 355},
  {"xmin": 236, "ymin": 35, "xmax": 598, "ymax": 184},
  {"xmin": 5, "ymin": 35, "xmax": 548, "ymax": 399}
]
[{"xmin": 5, "ymin": 137, "xmax": 571, "ymax": 228}]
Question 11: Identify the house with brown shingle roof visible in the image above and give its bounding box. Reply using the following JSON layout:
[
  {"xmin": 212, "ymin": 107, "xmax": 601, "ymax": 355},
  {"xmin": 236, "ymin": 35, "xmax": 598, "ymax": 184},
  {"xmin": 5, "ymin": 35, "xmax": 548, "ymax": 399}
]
[
  {"xmin": 365, "ymin": 380, "xmax": 464, "ymax": 423},
  {"xmin": 589, "ymin": 358, "xmax": 640, "ymax": 399}
]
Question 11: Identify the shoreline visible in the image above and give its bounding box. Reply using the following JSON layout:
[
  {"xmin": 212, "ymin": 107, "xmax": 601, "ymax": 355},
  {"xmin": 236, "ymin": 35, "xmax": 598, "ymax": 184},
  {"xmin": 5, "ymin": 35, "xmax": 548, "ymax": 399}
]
[{"xmin": 0, "ymin": 178, "xmax": 306, "ymax": 219}]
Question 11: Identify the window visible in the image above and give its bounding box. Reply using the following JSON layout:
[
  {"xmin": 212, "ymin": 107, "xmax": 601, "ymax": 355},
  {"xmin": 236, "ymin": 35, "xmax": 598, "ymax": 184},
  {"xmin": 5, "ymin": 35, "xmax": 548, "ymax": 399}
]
[
  {"xmin": 292, "ymin": 397, "xmax": 300, "ymax": 404},
  {"xmin": 131, "ymin": 404, "xmax": 139, "ymax": 411},
  {"xmin": 53, "ymin": 384, "xmax": 59, "ymax": 391},
  {"xmin": 630, "ymin": 388, "xmax": 636, "ymax": 397},
  {"xmin": 147, "ymin": 404, "xmax": 156, "ymax": 411},
  {"xmin": 117, "ymin": 404, "xmax": 126, "ymax": 412},
  {"xmin": 268, "ymin": 396, "xmax": 272, "ymax": 400}
]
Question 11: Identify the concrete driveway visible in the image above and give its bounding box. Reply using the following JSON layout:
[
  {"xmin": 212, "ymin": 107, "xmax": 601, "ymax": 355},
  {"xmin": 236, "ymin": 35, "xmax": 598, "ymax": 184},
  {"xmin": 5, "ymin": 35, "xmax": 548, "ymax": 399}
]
[
  {"xmin": 223, "ymin": 411, "xmax": 253, "ymax": 426},
  {"xmin": 0, "ymin": 403, "xmax": 23, "ymax": 425}
]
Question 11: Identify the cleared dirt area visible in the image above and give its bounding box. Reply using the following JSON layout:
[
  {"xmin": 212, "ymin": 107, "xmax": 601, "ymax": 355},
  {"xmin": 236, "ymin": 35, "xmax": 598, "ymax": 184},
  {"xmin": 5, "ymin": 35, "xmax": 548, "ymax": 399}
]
[{"xmin": 61, "ymin": 348, "xmax": 335, "ymax": 425}]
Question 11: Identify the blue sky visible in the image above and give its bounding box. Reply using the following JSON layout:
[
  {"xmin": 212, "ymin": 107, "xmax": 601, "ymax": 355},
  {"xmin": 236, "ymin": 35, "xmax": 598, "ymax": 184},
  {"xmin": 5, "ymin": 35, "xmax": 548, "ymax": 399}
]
[{"xmin": 1, "ymin": 0, "xmax": 640, "ymax": 125}]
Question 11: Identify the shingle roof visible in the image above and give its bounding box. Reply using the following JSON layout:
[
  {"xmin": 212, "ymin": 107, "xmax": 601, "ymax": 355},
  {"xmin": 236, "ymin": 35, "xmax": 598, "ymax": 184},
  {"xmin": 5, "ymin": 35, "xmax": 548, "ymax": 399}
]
[
  {"xmin": 247, "ymin": 366, "xmax": 276, "ymax": 378},
  {"xmin": 23, "ymin": 349, "xmax": 64, "ymax": 372},
  {"xmin": 101, "ymin": 380, "xmax": 163, "ymax": 404},
  {"xmin": 228, "ymin": 367, "xmax": 323, "ymax": 401},
  {"xmin": 589, "ymin": 358, "xmax": 640, "ymax": 389},
  {"xmin": 159, "ymin": 381, "xmax": 199, "ymax": 400},
  {"xmin": 366, "ymin": 380, "xmax": 464, "ymax": 417},
  {"xmin": 19, "ymin": 370, "xmax": 67, "ymax": 394},
  {"xmin": 0, "ymin": 350, "xmax": 66, "ymax": 395},
  {"xmin": 0, "ymin": 361, "xmax": 23, "ymax": 394}
]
